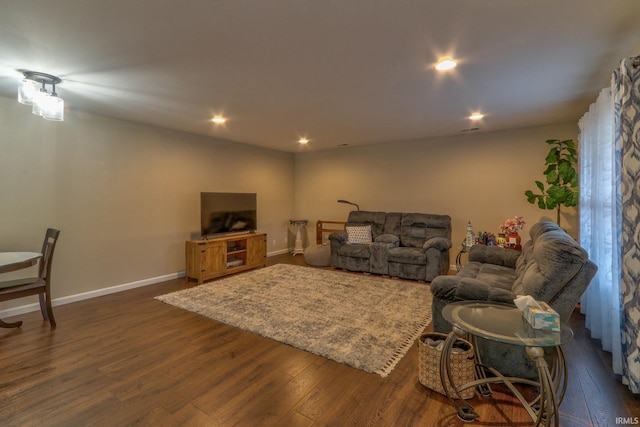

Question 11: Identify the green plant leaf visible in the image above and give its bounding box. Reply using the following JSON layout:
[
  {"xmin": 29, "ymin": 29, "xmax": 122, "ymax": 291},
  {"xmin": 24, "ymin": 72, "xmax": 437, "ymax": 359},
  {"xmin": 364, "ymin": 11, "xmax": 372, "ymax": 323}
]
[
  {"xmin": 565, "ymin": 191, "xmax": 580, "ymax": 207},
  {"xmin": 570, "ymin": 174, "xmax": 578, "ymax": 187},
  {"xmin": 545, "ymin": 197, "xmax": 558, "ymax": 209},
  {"xmin": 535, "ymin": 181, "xmax": 545, "ymax": 192},
  {"xmin": 538, "ymin": 198, "xmax": 547, "ymax": 209},
  {"xmin": 525, "ymin": 190, "xmax": 540, "ymax": 204},
  {"xmin": 558, "ymin": 161, "xmax": 576, "ymax": 183},
  {"xmin": 546, "ymin": 149, "xmax": 559, "ymax": 164},
  {"xmin": 548, "ymin": 185, "xmax": 568, "ymax": 202},
  {"xmin": 546, "ymin": 170, "xmax": 559, "ymax": 184}
]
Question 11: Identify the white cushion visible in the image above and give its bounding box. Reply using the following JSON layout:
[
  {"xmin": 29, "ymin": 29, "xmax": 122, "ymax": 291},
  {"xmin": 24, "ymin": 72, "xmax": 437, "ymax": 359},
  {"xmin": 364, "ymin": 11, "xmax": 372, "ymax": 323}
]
[{"xmin": 346, "ymin": 225, "xmax": 372, "ymax": 244}]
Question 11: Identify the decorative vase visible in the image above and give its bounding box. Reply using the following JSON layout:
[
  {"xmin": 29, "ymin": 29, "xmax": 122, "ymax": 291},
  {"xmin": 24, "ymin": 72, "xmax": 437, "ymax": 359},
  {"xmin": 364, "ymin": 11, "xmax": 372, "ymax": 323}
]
[{"xmin": 505, "ymin": 232, "xmax": 522, "ymax": 251}]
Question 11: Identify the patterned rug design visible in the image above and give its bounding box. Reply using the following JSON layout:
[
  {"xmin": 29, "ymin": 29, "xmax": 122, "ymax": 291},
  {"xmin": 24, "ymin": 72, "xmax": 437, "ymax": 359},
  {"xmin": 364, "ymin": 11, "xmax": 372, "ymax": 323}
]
[{"xmin": 155, "ymin": 263, "xmax": 432, "ymax": 377}]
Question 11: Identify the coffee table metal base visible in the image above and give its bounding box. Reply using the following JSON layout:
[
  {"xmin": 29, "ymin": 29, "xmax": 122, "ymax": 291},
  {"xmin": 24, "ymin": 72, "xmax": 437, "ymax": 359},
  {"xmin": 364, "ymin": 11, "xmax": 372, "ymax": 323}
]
[{"xmin": 440, "ymin": 326, "xmax": 568, "ymax": 426}]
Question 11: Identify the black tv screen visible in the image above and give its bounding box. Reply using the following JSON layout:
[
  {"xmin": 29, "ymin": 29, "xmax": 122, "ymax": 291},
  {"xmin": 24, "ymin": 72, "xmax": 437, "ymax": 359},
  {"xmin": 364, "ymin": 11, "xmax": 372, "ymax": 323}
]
[{"xmin": 200, "ymin": 192, "xmax": 257, "ymax": 238}]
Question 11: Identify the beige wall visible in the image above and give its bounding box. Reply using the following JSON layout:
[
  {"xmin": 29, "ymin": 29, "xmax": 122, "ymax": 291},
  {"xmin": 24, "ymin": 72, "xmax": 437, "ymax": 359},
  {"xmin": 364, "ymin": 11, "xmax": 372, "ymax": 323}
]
[
  {"xmin": 0, "ymin": 96, "xmax": 294, "ymax": 309},
  {"xmin": 1, "ymin": 91, "xmax": 580, "ymax": 312},
  {"xmin": 293, "ymin": 123, "xmax": 579, "ymax": 254}
]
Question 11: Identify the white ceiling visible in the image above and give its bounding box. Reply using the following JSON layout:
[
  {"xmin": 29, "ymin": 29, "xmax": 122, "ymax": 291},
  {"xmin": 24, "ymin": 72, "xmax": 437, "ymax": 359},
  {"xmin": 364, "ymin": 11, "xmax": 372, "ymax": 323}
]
[{"xmin": 1, "ymin": 0, "xmax": 639, "ymax": 152}]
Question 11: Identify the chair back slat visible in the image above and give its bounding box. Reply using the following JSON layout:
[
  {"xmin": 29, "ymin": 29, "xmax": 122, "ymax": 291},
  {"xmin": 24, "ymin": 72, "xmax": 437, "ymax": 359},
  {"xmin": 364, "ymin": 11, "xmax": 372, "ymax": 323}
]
[{"xmin": 39, "ymin": 228, "xmax": 60, "ymax": 281}]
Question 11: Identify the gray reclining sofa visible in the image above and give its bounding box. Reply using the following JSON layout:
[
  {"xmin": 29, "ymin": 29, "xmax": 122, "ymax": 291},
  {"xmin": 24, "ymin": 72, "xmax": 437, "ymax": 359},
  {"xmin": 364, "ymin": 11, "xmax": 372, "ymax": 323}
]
[
  {"xmin": 329, "ymin": 210, "xmax": 452, "ymax": 281},
  {"xmin": 430, "ymin": 221, "xmax": 597, "ymax": 379}
]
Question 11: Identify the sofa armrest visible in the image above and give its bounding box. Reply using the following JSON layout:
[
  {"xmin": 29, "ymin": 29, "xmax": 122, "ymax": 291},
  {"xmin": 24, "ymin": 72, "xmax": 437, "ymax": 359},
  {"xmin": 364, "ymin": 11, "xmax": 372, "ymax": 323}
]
[
  {"xmin": 329, "ymin": 231, "xmax": 347, "ymax": 245},
  {"xmin": 423, "ymin": 237, "xmax": 452, "ymax": 281},
  {"xmin": 468, "ymin": 244, "xmax": 520, "ymax": 268},
  {"xmin": 370, "ymin": 235, "xmax": 399, "ymax": 275},
  {"xmin": 430, "ymin": 275, "xmax": 516, "ymax": 303},
  {"xmin": 423, "ymin": 237, "xmax": 452, "ymax": 252},
  {"xmin": 329, "ymin": 231, "xmax": 347, "ymax": 268},
  {"xmin": 430, "ymin": 275, "xmax": 517, "ymax": 332},
  {"xmin": 374, "ymin": 233, "xmax": 400, "ymax": 245}
]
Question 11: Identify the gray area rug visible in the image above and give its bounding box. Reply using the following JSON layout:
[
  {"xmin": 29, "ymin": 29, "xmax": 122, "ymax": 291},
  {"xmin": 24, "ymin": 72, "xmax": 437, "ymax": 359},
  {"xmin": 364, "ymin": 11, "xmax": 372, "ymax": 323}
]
[{"xmin": 155, "ymin": 263, "xmax": 432, "ymax": 377}]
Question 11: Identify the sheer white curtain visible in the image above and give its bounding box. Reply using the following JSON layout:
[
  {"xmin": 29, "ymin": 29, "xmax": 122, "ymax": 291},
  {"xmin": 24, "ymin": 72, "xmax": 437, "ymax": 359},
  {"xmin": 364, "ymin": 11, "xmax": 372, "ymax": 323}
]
[{"xmin": 578, "ymin": 87, "xmax": 623, "ymax": 375}]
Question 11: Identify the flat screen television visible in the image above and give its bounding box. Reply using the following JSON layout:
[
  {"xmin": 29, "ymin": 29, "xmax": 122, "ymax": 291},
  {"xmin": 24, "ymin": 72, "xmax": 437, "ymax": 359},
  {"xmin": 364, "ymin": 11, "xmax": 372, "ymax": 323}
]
[{"xmin": 200, "ymin": 192, "xmax": 257, "ymax": 238}]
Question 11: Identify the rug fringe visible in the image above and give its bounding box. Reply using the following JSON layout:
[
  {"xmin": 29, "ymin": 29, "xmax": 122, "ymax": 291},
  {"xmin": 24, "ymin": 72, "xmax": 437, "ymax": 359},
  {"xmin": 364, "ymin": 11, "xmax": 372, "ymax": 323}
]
[{"xmin": 374, "ymin": 314, "xmax": 432, "ymax": 378}]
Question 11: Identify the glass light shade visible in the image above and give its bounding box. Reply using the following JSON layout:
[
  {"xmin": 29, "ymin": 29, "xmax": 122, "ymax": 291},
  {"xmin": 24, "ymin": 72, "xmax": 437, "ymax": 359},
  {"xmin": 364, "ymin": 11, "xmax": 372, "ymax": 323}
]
[
  {"xmin": 18, "ymin": 79, "xmax": 38, "ymax": 105},
  {"xmin": 42, "ymin": 96, "xmax": 64, "ymax": 121},
  {"xmin": 435, "ymin": 58, "xmax": 457, "ymax": 71},
  {"xmin": 31, "ymin": 90, "xmax": 50, "ymax": 116}
]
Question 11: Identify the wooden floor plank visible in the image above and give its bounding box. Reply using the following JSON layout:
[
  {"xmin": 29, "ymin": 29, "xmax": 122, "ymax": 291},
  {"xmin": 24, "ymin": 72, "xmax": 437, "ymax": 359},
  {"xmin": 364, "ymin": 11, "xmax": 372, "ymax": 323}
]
[{"xmin": 1, "ymin": 254, "xmax": 638, "ymax": 426}]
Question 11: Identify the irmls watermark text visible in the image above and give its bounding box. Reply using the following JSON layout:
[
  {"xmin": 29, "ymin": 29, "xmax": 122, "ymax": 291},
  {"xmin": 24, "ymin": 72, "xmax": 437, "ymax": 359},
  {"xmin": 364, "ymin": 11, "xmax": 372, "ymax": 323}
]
[{"xmin": 616, "ymin": 417, "xmax": 640, "ymax": 425}]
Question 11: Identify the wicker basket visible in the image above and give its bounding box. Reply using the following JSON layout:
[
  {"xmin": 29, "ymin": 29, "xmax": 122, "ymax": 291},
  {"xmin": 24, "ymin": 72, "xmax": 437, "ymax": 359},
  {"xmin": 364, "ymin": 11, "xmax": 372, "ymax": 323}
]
[{"xmin": 418, "ymin": 332, "xmax": 475, "ymax": 400}]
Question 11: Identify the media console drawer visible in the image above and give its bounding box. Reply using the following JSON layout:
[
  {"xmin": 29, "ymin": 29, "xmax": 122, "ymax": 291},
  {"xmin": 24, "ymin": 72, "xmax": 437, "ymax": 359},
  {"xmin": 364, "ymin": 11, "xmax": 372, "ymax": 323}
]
[{"xmin": 185, "ymin": 233, "xmax": 267, "ymax": 285}]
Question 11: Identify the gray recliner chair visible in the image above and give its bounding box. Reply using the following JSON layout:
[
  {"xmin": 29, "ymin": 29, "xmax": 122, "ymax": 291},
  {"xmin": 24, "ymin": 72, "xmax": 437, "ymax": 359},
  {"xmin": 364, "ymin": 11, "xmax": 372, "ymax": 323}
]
[{"xmin": 430, "ymin": 221, "xmax": 597, "ymax": 379}]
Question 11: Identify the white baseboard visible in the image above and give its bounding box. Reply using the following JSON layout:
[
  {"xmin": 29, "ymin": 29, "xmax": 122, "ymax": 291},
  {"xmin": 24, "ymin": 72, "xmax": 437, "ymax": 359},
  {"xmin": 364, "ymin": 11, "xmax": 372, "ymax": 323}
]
[
  {"xmin": 1, "ymin": 250, "xmax": 294, "ymax": 319},
  {"xmin": 267, "ymin": 248, "xmax": 292, "ymax": 257},
  {"xmin": 0, "ymin": 271, "xmax": 185, "ymax": 319},
  {"xmin": 1, "ymin": 254, "xmax": 452, "ymax": 318}
]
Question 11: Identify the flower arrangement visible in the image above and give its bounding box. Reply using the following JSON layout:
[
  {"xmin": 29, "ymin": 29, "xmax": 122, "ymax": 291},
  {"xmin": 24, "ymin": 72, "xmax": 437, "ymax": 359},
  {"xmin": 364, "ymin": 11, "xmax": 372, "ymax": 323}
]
[{"xmin": 500, "ymin": 216, "xmax": 526, "ymax": 234}]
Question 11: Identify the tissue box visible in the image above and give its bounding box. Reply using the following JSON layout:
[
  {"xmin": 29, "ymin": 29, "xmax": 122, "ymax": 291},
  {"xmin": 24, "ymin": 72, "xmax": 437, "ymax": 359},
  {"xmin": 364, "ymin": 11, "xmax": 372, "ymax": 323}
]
[{"xmin": 524, "ymin": 301, "xmax": 560, "ymax": 331}]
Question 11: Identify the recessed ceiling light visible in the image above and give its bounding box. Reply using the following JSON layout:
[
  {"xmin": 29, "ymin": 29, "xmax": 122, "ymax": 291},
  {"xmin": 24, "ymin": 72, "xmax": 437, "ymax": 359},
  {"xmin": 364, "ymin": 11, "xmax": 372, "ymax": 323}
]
[
  {"xmin": 211, "ymin": 115, "xmax": 226, "ymax": 124},
  {"xmin": 298, "ymin": 138, "xmax": 309, "ymax": 144},
  {"xmin": 435, "ymin": 58, "xmax": 457, "ymax": 71},
  {"xmin": 469, "ymin": 113, "xmax": 484, "ymax": 120}
]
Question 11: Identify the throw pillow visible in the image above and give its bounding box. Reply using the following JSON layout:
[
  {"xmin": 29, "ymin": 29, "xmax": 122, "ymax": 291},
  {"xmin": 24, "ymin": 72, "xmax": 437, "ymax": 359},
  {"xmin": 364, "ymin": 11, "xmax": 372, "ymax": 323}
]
[{"xmin": 346, "ymin": 225, "xmax": 373, "ymax": 244}]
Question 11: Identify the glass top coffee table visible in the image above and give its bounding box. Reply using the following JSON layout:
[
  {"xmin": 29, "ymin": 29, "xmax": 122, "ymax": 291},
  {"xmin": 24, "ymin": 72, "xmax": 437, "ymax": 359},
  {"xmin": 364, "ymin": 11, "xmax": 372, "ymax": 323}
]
[{"xmin": 440, "ymin": 301, "xmax": 571, "ymax": 427}]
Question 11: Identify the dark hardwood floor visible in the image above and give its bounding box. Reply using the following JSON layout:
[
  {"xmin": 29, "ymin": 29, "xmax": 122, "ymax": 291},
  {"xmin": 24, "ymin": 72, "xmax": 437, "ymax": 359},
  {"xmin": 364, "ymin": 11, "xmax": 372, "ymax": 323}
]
[{"xmin": 1, "ymin": 254, "xmax": 638, "ymax": 426}]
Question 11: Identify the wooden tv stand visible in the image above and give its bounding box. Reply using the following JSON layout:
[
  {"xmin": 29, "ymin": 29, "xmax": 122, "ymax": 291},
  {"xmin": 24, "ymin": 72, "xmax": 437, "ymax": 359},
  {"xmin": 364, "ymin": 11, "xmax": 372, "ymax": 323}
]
[{"xmin": 185, "ymin": 233, "xmax": 267, "ymax": 284}]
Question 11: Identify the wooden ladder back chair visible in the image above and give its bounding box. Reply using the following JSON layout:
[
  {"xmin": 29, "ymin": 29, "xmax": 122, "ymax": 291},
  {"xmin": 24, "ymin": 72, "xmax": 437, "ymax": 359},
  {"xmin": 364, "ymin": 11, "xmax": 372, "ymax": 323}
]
[
  {"xmin": 315, "ymin": 220, "xmax": 346, "ymax": 244},
  {"xmin": 0, "ymin": 228, "xmax": 60, "ymax": 328}
]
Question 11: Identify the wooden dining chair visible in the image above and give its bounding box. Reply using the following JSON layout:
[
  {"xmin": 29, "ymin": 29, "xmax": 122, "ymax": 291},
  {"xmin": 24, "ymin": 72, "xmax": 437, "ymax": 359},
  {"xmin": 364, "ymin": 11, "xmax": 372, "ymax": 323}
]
[{"xmin": 0, "ymin": 228, "xmax": 61, "ymax": 328}]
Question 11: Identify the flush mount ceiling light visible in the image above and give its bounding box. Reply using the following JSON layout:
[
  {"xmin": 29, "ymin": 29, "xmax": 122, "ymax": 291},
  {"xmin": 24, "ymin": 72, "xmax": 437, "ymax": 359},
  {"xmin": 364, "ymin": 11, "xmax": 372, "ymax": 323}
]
[
  {"xmin": 469, "ymin": 113, "xmax": 484, "ymax": 120},
  {"xmin": 211, "ymin": 115, "xmax": 226, "ymax": 124},
  {"xmin": 435, "ymin": 58, "xmax": 457, "ymax": 71},
  {"xmin": 18, "ymin": 71, "xmax": 64, "ymax": 121},
  {"xmin": 298, "ymin": 137, "xmax": 309, "ymax": 144}
]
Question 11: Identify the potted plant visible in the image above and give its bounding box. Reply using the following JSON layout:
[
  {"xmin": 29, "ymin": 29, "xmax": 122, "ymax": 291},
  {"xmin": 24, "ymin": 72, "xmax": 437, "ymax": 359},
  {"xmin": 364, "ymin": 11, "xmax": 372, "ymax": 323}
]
[{"xmin": 524, "ymin": 139, "xmax": 579, "ymax": 226}]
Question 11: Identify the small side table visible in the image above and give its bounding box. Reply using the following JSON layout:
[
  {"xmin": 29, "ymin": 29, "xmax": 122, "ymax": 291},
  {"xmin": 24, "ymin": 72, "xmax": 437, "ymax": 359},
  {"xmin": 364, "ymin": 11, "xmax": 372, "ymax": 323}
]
[
  {"xmin": 440, "ymin": 301, "xmax": 572, "ymax": 427},
  {"xmin": 455, "ymin": 246, "xmax": 468, "ymax": 271},
  {"xmin": 289, "ymin": 219, "xmax": 308, "ymax": 256}
]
